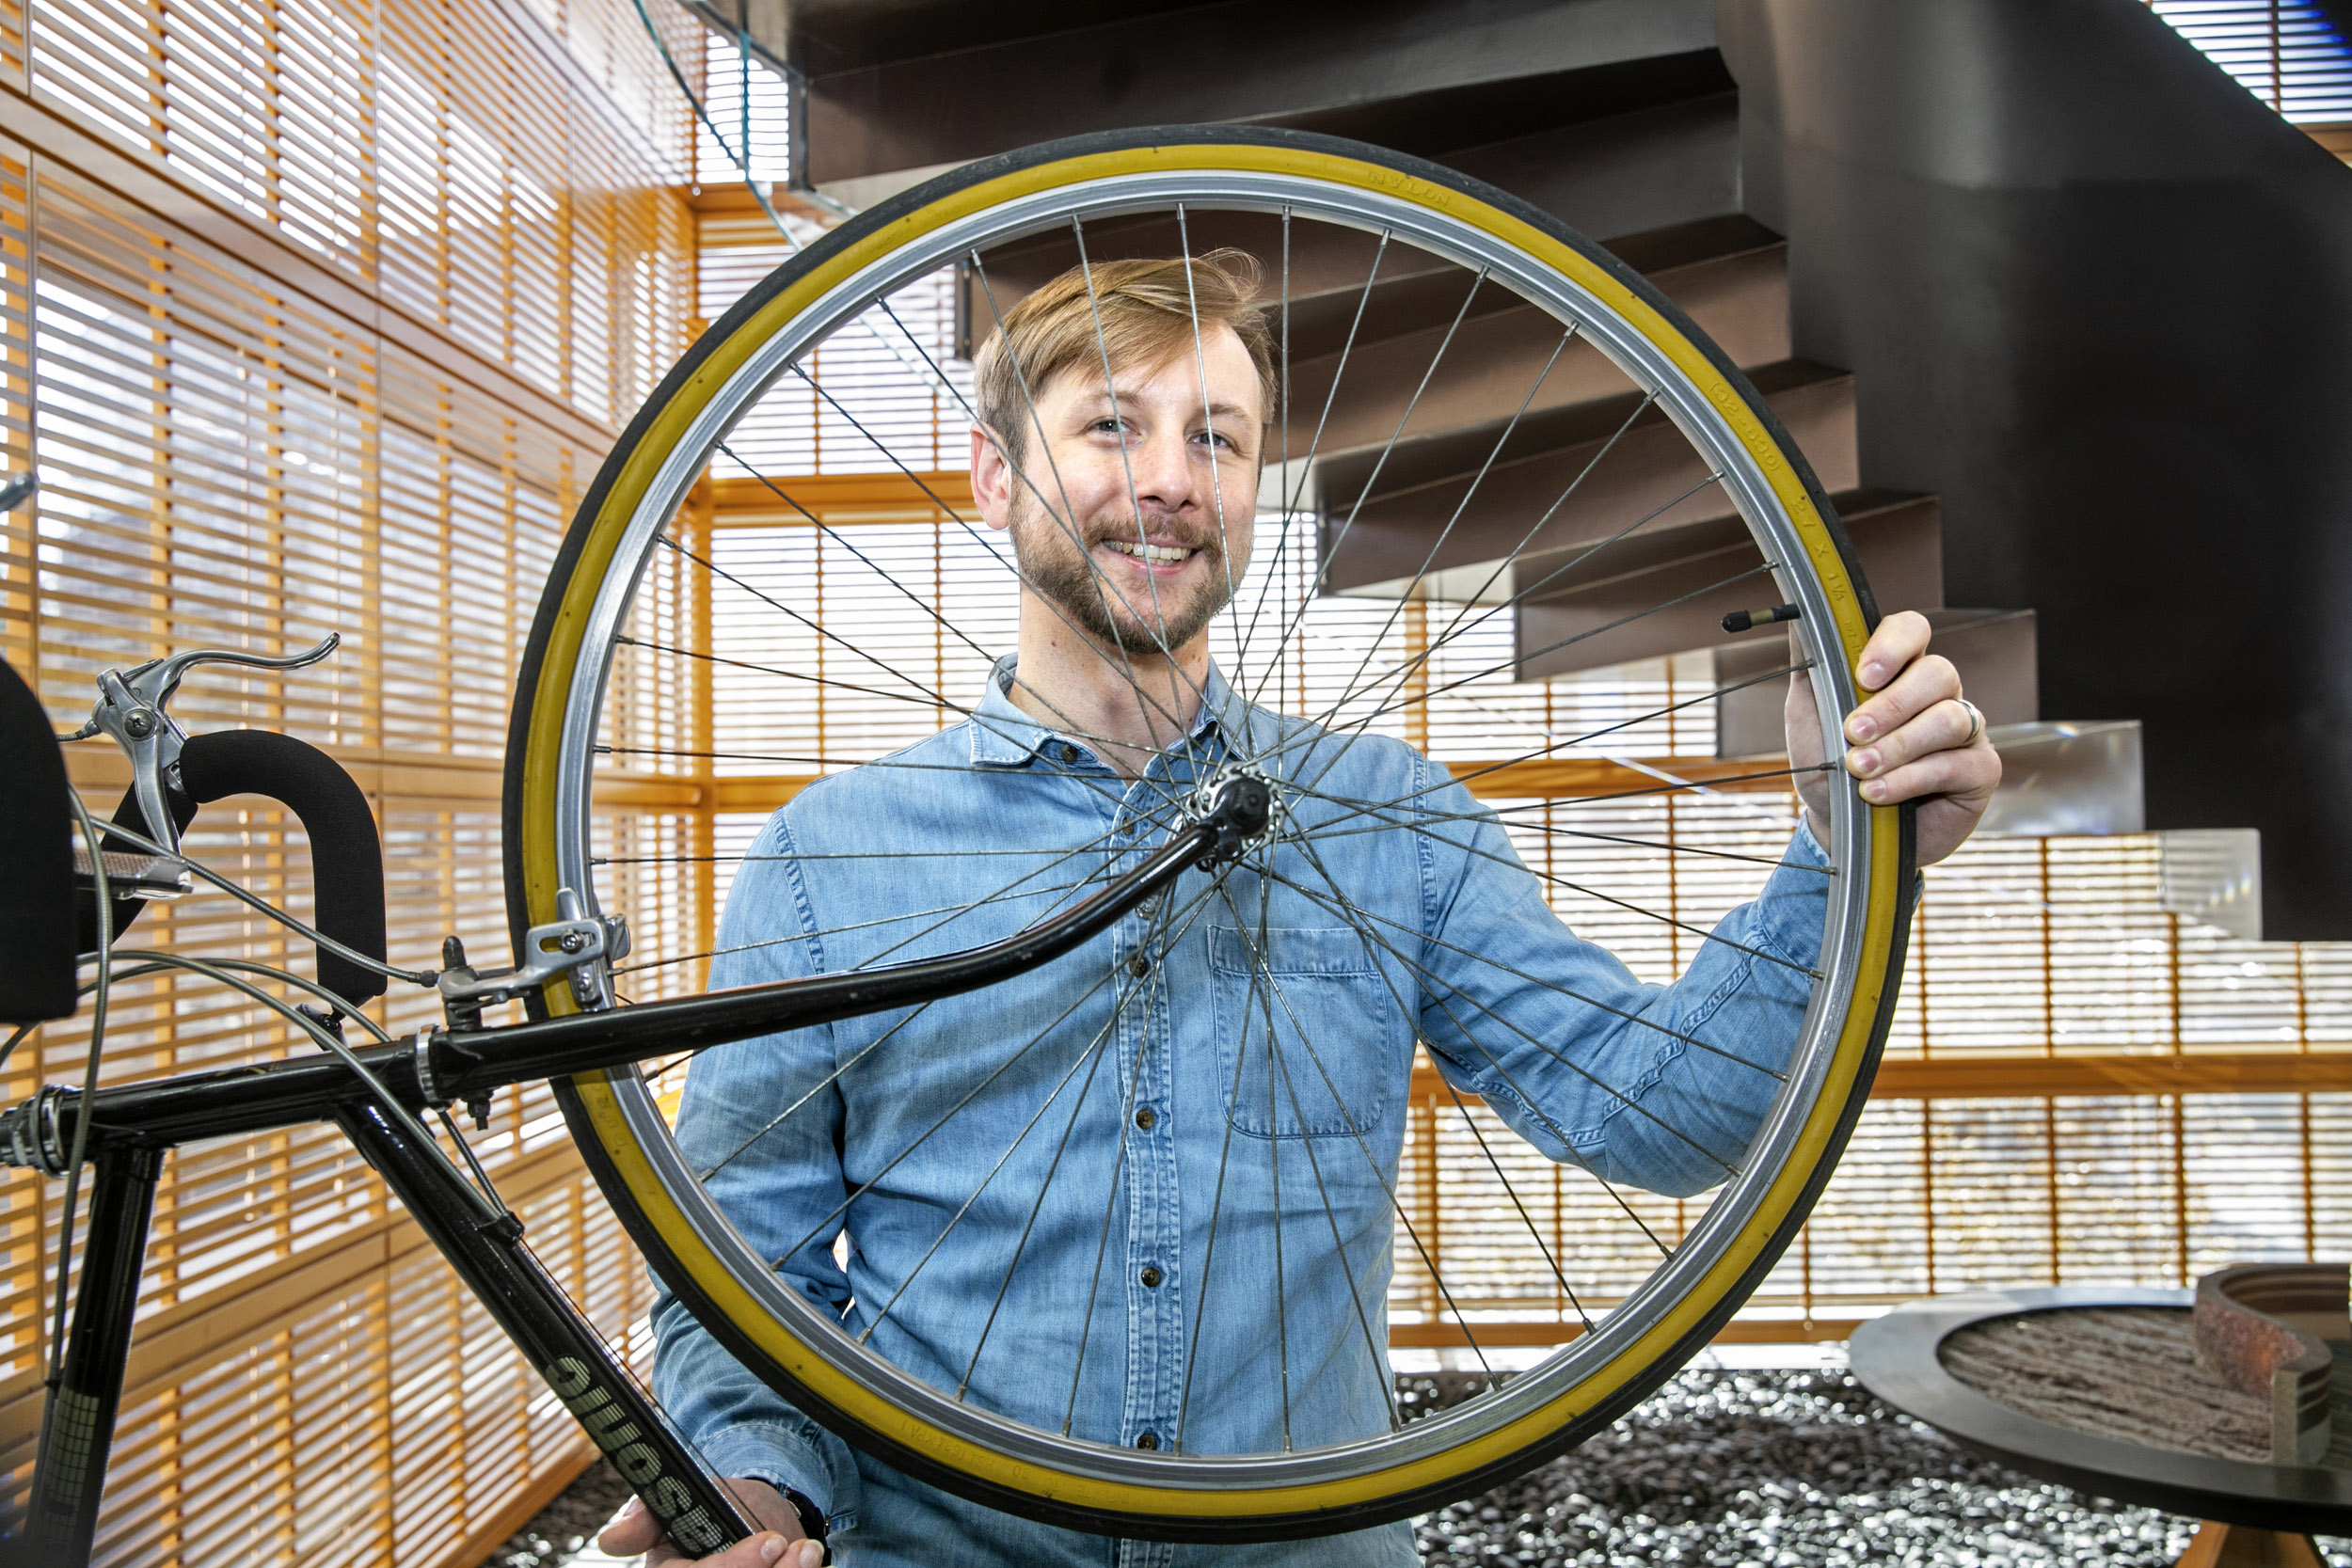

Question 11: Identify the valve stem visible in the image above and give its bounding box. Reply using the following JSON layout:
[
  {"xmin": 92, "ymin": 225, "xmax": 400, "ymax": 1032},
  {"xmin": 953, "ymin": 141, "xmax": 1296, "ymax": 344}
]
[{"xmin": 1722, "ymin": 604, "xmax": 1801, "ymax": 634}]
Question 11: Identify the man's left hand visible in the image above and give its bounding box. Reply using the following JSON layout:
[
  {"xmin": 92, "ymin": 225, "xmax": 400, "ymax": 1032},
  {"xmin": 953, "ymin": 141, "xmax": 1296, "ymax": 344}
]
[{"xmin": 1788, "ymin": 610, "xmax": 2001, "ymax": 867}]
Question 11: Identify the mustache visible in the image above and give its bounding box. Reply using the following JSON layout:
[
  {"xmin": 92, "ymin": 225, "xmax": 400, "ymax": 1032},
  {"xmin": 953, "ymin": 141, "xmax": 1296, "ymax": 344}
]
[{"xmin": 1079, "ymin": 516, "xmax": 1223, "ymax": 553}]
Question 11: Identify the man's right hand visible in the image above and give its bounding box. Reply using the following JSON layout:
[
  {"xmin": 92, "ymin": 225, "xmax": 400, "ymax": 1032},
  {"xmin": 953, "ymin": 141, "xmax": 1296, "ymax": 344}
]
[{"xmin": 596, "ymin": 1478, "xmax": 822, "ymax": 1568}]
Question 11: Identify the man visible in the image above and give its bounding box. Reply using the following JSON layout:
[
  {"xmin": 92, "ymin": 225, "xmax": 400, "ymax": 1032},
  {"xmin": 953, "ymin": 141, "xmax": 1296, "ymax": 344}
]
[{"xmin": 603, "ymin": 253, "xmax": 1999, "ymax": 1568}]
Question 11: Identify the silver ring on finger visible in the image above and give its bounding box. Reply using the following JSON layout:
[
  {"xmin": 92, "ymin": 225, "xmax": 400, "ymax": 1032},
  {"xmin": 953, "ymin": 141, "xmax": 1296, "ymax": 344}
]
[{"xmin": 1956, "ymin": 697, "xmax": 1983, "ymax": 747}]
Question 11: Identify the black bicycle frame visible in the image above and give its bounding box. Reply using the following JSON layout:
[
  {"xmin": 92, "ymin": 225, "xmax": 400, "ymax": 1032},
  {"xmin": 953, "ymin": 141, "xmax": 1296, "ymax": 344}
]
[{"xmin": 5, "ymin": 799, "xmax": 1252, "ymax": 1565}]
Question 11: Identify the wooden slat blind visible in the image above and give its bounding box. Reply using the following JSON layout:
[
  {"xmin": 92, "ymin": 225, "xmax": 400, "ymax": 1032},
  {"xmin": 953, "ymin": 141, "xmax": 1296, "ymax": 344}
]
[
  {"xmin": 7, "ymin": 1, "xmax": 2348, "ymax": 1554},
  {"xmin": 2150, "ymin": 0, "xmax": 2352, "ymax": 123},
  {"xmin": 0, "ymin": 0, "xmax": 703, "ymax": 1561}
]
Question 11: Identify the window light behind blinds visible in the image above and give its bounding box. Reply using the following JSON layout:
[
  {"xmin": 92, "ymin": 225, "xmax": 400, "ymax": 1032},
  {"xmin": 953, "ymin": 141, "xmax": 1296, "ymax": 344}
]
[
  {"xmin": 2150, "ymin": 0, "xmax": 2352, "ymax": 121},
  {"xmin": 1, "ymin": 1, "xmax": 707, "ymax": 1562}
]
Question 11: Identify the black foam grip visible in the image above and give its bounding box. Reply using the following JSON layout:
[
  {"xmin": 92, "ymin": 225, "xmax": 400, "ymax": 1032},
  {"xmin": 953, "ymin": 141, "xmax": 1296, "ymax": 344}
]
[
  {"xmin": 174, "ymin": 730, "xmax": 389, "ymax": 1006},
  {"xmin": 0, "ymin": 652, "xmax": 77, "ymax": 1022}
]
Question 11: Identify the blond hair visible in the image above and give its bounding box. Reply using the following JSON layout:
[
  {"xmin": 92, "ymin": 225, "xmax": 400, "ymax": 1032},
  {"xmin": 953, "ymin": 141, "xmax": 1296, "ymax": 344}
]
[{"xmin": 972, "ymin": 250, "xmax": 1278, "ymax": 466}]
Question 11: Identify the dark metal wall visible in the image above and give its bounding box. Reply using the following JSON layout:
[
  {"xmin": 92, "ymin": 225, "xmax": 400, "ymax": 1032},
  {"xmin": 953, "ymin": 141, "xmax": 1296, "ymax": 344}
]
[{"xmin": 1723, "ymin": 0, "xmax": 2352, "ymax": 938}]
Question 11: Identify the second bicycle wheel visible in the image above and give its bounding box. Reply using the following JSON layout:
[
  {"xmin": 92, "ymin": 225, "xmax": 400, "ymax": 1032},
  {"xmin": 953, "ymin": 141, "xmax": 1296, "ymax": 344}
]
[{"xmin": 503, "ymin": 125, "xmax": 1913, "ymax": 1541}]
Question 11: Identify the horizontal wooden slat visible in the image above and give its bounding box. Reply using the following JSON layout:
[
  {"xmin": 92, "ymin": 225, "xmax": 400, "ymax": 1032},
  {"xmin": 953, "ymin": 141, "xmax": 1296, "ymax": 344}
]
[
  {"xmin": 61, "ymin": 738, "xmax": 698, "ymax": 809},
  {"xmin": 1867, "ymin": 1049, "xmax": 2352, "ymax": 1099},
  {"xmin": 710, "ymin": 468, "xmax": 976, "ymax": 523},
  {"xmin": 1409, "ymin": 1053, "xmax": 2352, "ymax": 1110},
  {"xmin": 1449, "ymin": 755, "xmax": 1798, "ymax": 799},
  {"xmin": 706, "ymin": 756, "xmax": 1796, "ymax": 816}
]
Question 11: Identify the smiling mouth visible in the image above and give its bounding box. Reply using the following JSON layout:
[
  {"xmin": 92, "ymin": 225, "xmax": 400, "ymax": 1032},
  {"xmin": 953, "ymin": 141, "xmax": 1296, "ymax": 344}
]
[{"xmin": 1102, "ymin": 539, "xmax": 1198, "ymax": 565}]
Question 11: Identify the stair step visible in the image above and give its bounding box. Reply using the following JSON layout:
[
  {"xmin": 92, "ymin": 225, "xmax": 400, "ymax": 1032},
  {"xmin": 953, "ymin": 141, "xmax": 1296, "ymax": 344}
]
[
  {"xmin": 1282, "ymin": 240, "xmax": 1789, "ymax": 465},
  {"xmin": 1320, "ymin": 359, "xmax": 1850, "ymax": 601},
  {"xmin": 968, "ymin": 214, "xmax": 1788, "ymax": 446},
  {"xmin": 1442, "ymin": 92, "xmax": 1745, "ymax": 245}
]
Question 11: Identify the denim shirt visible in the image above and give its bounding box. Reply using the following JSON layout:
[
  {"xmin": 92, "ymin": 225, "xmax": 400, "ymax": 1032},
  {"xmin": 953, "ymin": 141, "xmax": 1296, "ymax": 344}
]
[{"xmin": 657, "ymin": 658, "xmax": 1829, "ymax": 1565}]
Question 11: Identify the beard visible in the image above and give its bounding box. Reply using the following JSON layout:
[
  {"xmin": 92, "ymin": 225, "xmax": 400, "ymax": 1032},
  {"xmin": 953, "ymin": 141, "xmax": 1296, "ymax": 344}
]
[{"xmin": 1012, "ymin": 503, "xmax": 1236, "ymax": 656}]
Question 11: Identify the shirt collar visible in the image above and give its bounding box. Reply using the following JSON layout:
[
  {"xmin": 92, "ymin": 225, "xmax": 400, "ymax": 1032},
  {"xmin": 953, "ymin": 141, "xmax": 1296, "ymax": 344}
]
[{"xmin": 967, "ymin": 654, "xmax": 1249, "ymax": 767}]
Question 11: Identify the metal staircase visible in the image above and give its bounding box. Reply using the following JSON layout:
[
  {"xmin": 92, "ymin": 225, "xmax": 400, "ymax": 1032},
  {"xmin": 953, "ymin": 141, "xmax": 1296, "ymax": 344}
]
[{"xmin": 691, "ymin": 0, "xmax": 2352, "ymax": 939}]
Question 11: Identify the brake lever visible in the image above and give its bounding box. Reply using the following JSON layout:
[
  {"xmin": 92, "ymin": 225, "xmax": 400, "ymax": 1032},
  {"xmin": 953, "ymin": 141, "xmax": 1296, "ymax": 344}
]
[{"xmin": 63, "ymin": 633, "xmax": 342, "ymax": 855}]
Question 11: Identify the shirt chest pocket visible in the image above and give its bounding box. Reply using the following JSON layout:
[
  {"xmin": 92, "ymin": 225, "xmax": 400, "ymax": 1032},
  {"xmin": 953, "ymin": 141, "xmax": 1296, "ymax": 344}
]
[{"xmin": 1208, "ymin": 925, "xmax": 1406, "ymax": 1139}]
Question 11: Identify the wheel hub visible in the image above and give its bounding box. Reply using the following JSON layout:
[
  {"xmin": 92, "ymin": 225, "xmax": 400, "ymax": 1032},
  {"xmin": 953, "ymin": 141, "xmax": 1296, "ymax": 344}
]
[{"xmin": 1189, "ymin": 763, "xmax": 1283, "ymax": 866}]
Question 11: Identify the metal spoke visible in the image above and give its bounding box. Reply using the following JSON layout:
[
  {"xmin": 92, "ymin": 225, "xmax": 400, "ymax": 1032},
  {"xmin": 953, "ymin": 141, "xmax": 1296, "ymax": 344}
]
[
  {"xmin": 1218, "ymin": 890, "xmax": 1489, "ymax": 1393},
  {"xmin": 1311, "ymin": 762, "xmax": 1833, "ymax": 823},
  {"xmin": 617, "ymin": 873, "xmax": 1106, "ymax": 979},
  {"xmin": 596, "ymin": 743, "xmax": 1133, "ymax": 796},
  {"xmin": 1278, "ymin": 448, "xmax": 1719, "ymax": 758},
  {"xmin": 695, "ymin": 1001, "xmax": 941, "ymax": 1184},
  {"xmin": 954, "ymin": 991, "xmax": 1126, "ymax": 1398},
  {"xmin": 658, "ymin": 530, "xmax": 955, "ymax": 711},
  {"xmin": 1278, "ymin": 829, "xmax": 1639, "ymax": 1281},
  {"xmin": 1174, "ymin": 204, "xmax": 1250, "ymax": 681},
  {"xmin": 1245, "ymin": 541, "xmax": 1772, "ymax": 803},
  {"xmin": 1278, "ymin": 230, "xmax": 1389, "ymax": 520},
  {"xmin": 1438, "ymin": 1033, "xmax": 1597, "ymax": 1329},
  {"xmin": 618, "ymin": 812, "xmax": 1134, "ymax": 979},
  {"xmin": 956, "ymin": 875, "xmax": 1209, "ymax": 1401},
  {"xmin": 1286, "ymin": 800, "xmax": 1832, "ymax": 875},
  {"xmin": 1272, "ymin": 858, "xmax": 1788, "ymax": 1085},
  {"xmin": 1233, "ymin": 206, "xmax": 1298, "ymax": 690},
  {"xmin": 1264, "ymin": 659, "xmax": 1814, "ymax": 835},
  {"xmin": 1257, "ymin": 871, "xmax": 1294, "ymax": 1449},
  {"xmin": 658, "ymin": 512, "xmax": 1164, "ymax": 796},
  {"xmin": 858, "ymin": 990, "xmax": 1126, "ymax": 1348},
  {"xmin": 1282, "ymin": 834, "xmax": 1674, "ymax": 1257},
  {"xmin": 1415, "ymin": 388, "xmax": 1667, "ymax": 678},
  {"xmin": 1304, "ymin": 324, "xmax": 1575, "ymax": 750},
  {"xmin": 963, "ymin": 248, "xmax": 1209, "ymax": 779},
  {"xmin": 707, "ymin": 432, "xmax": 1193, "ymax": 809},
  {"xmin": 605, "ymin": 848, "xmax": 1157, "ymax": 864},
  {"xmin": 1059, "ymin": 885, "xmax": 1218, "ymax": 1438},
  {"xmin": 1249, "ymin": 261, "xmax": 1490, "ymax": 709},
  {"xmin": 1065, "ymin": 214, "xmax": 1221, "ymax": 786},
  {"xmin": 1300, "ymin": 384, "xmax": 1675, "ymax": 741},
  {"xmin": 1281, "ymin": 798, "xmax": 1820, "ymax": 980},
  {"xmin": 773, "ymin": 879, "xmax": 1223, "ymax": 1273},
  {"xmin": 744, "ymin": 388, "xmax": 1197, "ymax": 797},
  {"xmin": 1266, "ymin": 859, "xmax": 1603, "ymax": 1327},
  {"xmin": 1275, "ymin": 540, "xmax": 1771, "ymax": 796},
  {"xmin": 618, "ymin": 632, "xmax": 975, "ymax": 716},
  {"xmin": 1262, "ymin": 865, "xmax": 1748, "ymax": 1180},
  {"xmin": 1169, "ymin": 878, "xmax": 1277, "ymax": 1453}
]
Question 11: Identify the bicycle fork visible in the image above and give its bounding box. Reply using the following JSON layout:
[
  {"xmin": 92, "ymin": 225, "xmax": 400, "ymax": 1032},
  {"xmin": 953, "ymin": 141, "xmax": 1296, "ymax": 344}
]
[
  {"xmin": 337, "ymin": 1099, "xmax": 756, "ymax": 1559},
  {"xmin": 20, "ymin": 1145, "xmax": 159, "ymax": 1565},
  {"xmin": 11, "ymin": 1109, "xmax": 755, "ymax": 1566}
]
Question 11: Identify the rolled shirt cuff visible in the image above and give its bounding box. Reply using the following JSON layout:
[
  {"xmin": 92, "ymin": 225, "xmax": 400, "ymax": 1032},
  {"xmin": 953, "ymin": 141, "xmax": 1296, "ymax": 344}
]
[{"xmin": 690, "ymin": 1421, "xmax": 854, "ymax": 1536}]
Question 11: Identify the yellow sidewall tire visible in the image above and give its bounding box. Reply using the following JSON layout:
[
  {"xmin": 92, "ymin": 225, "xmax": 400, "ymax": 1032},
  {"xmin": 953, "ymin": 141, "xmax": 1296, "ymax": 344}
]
[{"xmin": 504, "ymin": 125, "xmax": 1913, "ymax": 1541}]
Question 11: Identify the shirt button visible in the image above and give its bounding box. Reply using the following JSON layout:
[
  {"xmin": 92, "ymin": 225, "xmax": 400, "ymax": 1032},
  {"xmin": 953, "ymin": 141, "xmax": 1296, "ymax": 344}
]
[
  {"xmin": 1136, "ymin": 1432, "xmax": 1159, "ymax": 1450},
  {"xmin": 1127, "ymin": 954, "xmax": 1150, "ymax": 977},
  {"xmin": 1058, "ymin": 742, "xmax": 1080, "ymax": 764},
  {"xmin": 1140, "ymin": 1264, "xmax": 1163, "ymax": 1288},
  {"xmin": 1135, "ymin": 1106, "xmax": 1156, "ymax": 1131}
]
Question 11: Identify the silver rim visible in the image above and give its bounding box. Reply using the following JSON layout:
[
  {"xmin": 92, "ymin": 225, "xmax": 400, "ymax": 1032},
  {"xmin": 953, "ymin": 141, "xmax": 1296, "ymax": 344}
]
[{"xmin": 545, "ymin": 155, "xmax": 1870, "ymax": 1500}]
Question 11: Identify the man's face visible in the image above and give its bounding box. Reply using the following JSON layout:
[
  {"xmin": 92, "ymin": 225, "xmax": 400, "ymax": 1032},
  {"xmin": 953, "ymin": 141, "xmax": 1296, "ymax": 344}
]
[{"xmin": 974, "ymin": 324, "xmax": 1263, "ymax": 657}]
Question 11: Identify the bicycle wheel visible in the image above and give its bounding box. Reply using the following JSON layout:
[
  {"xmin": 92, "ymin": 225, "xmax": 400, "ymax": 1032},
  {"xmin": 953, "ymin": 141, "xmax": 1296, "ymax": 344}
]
[{"xmin": 503, "ymin": 124, "xmax": 1914, "ymax": 1541}]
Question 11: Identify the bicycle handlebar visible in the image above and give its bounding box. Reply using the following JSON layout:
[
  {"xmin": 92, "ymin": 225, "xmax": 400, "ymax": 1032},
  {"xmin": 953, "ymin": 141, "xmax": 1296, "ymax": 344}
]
[{"xmin": 87, "ymin": 730, "xmax": 389, "ymax": 1007}]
